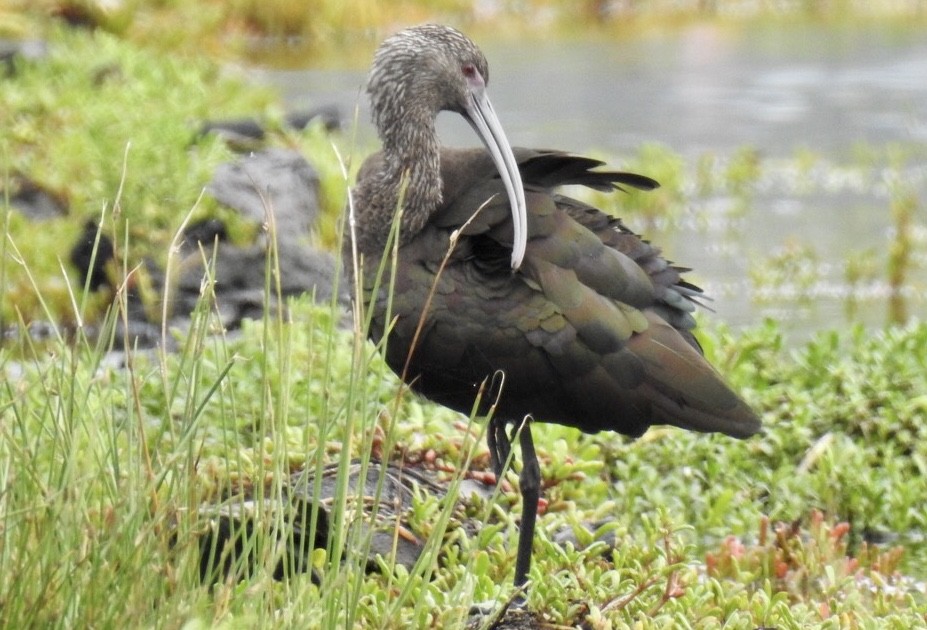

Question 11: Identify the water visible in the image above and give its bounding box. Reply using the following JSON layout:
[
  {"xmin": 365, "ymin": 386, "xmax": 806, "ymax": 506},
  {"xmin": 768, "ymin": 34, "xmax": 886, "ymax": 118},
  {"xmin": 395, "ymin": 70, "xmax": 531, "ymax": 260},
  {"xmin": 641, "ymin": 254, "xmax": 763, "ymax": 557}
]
[{"xmin": 248, "ymin": 22, "xmax": 927, "ymax": 339}]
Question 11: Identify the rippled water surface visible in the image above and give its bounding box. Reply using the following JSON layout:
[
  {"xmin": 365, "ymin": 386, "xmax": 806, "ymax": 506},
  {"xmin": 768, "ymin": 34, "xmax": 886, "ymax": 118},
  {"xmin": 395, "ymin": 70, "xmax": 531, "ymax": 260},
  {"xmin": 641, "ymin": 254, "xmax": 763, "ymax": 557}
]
[{"xmin": 250, "ymin": 23, "xmax": 927, "ymax": 339}]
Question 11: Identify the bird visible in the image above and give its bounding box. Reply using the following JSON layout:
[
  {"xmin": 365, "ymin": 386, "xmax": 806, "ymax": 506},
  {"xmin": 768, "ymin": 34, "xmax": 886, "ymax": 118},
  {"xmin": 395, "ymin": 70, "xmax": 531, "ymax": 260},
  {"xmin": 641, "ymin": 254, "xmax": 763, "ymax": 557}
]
[{"xmin": 347, "ymin": 24, "xmax": 761, "ymax": 596}]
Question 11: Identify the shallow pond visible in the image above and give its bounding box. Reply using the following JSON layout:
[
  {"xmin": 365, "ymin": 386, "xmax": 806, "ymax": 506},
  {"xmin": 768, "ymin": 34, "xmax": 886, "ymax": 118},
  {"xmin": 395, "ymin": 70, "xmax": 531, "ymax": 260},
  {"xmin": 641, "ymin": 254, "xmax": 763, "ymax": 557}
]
[{"xmin": 249, "ymin": 22, "xmax": 927, "ymax": 340}]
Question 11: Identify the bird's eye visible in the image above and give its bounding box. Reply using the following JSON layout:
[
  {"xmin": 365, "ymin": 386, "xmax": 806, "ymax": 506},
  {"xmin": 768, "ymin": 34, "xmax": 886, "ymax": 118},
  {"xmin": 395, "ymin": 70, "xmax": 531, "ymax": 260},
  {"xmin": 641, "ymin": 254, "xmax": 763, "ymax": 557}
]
[{"xmin": 461, "ymin": 63, "xmax": 477, "ymax": 78}]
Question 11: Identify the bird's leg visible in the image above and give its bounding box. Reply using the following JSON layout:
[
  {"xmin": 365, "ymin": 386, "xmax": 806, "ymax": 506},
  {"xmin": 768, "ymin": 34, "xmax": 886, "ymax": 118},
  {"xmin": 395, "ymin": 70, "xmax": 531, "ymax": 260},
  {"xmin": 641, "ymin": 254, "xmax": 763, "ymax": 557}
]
[
  {"xmin": 486, "ymin": 416, "xmax": 539, "ymax": 596},
  {"xmin": 513, "ymin": 418, "xmax": 539, "ymax": 593},
  {"xmin": 487, "ymin": 415, "xmax": 511, "ymax": 481},
  {"xmin": 469, "ymin": 417, "xmax": 522, "ymax": 620}
]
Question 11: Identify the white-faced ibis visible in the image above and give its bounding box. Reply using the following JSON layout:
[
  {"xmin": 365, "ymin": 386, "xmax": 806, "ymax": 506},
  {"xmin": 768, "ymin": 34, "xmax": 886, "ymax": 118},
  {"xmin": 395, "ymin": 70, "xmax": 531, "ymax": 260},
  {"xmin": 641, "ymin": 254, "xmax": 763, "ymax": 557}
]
[{"xmin": 349, "ymin": 24, "xmax": 761, "ymax": 594}]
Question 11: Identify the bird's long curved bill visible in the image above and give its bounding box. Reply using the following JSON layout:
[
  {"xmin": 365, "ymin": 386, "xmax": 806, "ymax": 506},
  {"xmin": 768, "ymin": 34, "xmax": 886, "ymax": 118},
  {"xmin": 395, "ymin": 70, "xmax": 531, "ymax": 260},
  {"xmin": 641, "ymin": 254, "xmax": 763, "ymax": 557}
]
[{"xmin": 465, "ymin": 87, "xmax": 527, "ymax": 270}]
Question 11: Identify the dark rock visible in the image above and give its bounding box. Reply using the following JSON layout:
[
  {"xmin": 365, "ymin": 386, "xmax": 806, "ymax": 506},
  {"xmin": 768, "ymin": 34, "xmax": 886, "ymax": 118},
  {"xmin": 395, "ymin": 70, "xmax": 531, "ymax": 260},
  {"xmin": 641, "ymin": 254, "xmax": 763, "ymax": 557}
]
[
  {"xmin": 0, "ymin": 39, "xmax": 48, "ymax": 75},
  {"xmin": 191, "ymin": 461, "xmax": 494, "ymax": 584},
  {"xmin": 298, "ymin": 461, "xmax": 445, "ymax": 571},
  {"xmin": 50, "ymin": 2, "xmax": 105, "ymax": 30},
  {"xmin": 468, "ymin": 608, "xmax": 550, "ymax": 630},
  {"xmin": 197, "ymin": 105, "xmax": 342, "ymax": 148},
  {"xmin": 283, "ymin": 105, "xmax": 342, "ymax": 133},
  {"xmin": 69, "ymin": 219, "xmax": 115, "ymax": 291},
  {"xmin": 4, "ymin": 174, "xmax": 67, "ymax": 220},
  {"xmin": 551, "ymin": 520, "xmax": 619, "ymax": 552},
  {"xmin": 165, "ymin": 148, "xmax": 350, "ymax": 328},
  {"xmin": 171, "ymin": 239, "xmax": 346, "ymax": 327},
  {"xmin": 207, "ymin": 148, "xmax": 321, "ymax": 236},
  {"xmin": 110, "ymin": 316, "xmax": 164, "ymax": 352},
  {"xmin": 196, "ymin": 119, "xmax": 267, "ymax": 151},
  {"xmin": 196, "ymin": 494, "xmax": 328, "ymax": 584},
  {"xmin": 181, "ymin": 218, "xmax": 228, "ymax": 253}
]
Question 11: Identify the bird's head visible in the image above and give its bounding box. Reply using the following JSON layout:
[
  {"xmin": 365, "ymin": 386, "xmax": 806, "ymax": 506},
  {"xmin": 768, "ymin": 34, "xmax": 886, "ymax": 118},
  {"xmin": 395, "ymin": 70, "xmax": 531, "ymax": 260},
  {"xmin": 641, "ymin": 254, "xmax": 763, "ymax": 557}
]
[
  {"xmin": 366, "ymin": 24, "xmax": 528, "ymax": 269},
  {"xmin": 368, "ymin": 24, "xmax": 489, "ymax": 125}
]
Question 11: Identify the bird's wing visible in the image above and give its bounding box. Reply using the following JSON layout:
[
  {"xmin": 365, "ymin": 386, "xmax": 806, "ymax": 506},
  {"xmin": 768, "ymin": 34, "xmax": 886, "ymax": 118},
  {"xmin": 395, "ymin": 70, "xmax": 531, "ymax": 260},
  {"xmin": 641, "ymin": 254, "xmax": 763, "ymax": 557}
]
[{"xmin": 392, "ymin": 150, "xmax": 760, "ymax": 438}]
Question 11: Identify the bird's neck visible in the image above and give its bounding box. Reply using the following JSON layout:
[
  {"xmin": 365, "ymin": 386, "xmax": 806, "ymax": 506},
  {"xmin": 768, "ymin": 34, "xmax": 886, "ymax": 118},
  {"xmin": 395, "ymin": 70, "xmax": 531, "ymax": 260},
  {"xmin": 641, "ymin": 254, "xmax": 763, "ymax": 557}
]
[{"xmin": 356, "ymin": 118, "xmax": 443, "ymax": 254}]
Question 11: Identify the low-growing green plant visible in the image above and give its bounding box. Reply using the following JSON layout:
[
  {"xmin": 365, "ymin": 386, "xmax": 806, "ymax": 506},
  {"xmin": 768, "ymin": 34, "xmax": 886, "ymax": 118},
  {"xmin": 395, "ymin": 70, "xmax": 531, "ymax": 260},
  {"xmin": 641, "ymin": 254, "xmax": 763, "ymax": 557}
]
[
  {"xmin": 887, "ymin": 188, "xmax": 919, "ymax": 325},
  {"xmin": 614, "ymin": 142, "xmax": 687, "ymax": 233},
  {"xmin": 749, "ymin": 237, "xmax": 822, "ymax": 302},
  {"xmin": 843, "ymin": 246, "xmax": 878, "ymax": 319},
  {"xmin": 4, "ymin": 13, "xmax": 927, "ymax": 629}
]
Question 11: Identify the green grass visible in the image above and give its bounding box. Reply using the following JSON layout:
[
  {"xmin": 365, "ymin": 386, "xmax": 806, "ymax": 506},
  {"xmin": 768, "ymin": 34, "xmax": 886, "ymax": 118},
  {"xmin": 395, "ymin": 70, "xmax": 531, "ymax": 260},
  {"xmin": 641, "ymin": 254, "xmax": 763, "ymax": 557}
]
[
  {"xmin": 4, "ymin": 280, "xmax": 927, "ymax": 627},
  {"xmin": 0, "ymin": 25, "xmax": 354, "ymax": 325},
  {"xmin": 3, "ymin": 14, "xmax": 927, "ymax": 629}
]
